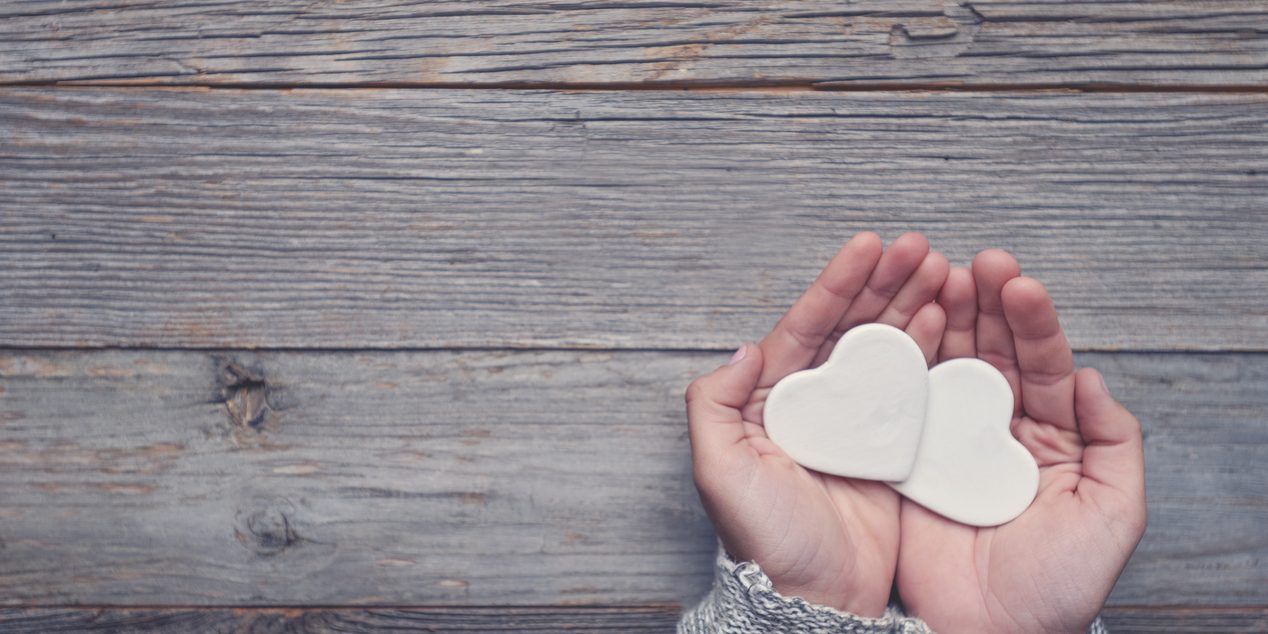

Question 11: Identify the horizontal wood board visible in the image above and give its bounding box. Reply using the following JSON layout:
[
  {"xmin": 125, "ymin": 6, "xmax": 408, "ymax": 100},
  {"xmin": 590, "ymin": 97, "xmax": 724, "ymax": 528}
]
[
  {"xmin": 3, "ymin": 88, "xmax": 1266, "ymax": 350},
  {"xmin": 0, "ymin": 606, "xmax": 1265, "ymax": 633},
  {"xmin": 2, "ymin": 1, "xmax": 1268, "ymax": 86},
  {"xmin": 1, "ymin": 349, "xmax": 1264, "ymax": 606},
  {"xmin": 0, "ymin": 606, "xmax": 681, "ymax": 632}
]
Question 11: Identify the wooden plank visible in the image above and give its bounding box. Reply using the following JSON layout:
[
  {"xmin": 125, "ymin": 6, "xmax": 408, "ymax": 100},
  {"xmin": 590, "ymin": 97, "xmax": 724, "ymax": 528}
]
[
  {"xmin": 2, "ymin": 88, "xmax": 1265, "ymax": 351},
  {"xmin": 2, "ymin": 1, "xmax": 1266, "ymax": 87},
  {"xmin": 0, "ymin": 606, "xmax": 680, "ymax": 632},
  {"xmin": 1103, "ymin": 607, "xmax": 1268, "ymax": 633},
  {"xmin": 0, "ymin": 607, "xmax": 1263, "ymax": 634},
  {"xmin": 0, "ymin": 350, "xmax": 1264, "ymax": 606}
]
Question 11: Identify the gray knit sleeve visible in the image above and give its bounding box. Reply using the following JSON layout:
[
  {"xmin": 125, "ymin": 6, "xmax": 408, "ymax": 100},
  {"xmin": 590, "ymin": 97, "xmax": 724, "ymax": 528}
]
[
  {"xmin": 1089, "ymin": 616, "xmax": 1108, "ymax": 634},
  {"xmin": 678, "ymin": 546, "xmax": 1109, "ymax": 634},
  {"xmin": 677, "ymin": 547, "xmax": 924, "ymax": 634}
]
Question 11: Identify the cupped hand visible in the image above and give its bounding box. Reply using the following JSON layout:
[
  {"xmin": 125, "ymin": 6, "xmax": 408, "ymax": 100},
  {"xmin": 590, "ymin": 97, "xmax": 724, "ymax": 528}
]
[
  {"xmin": 897, "ymin": 250, "xmax": 1148, "ymax": 633},
  {"xmin": 686, "ymin": 232, "xmax": 949, "ymax": 616}
]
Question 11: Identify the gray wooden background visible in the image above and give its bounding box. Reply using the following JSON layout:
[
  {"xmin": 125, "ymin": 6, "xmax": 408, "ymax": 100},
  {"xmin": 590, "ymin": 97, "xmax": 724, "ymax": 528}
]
[{"xmin": 1, "ymin": 2, "xmax": 1266, "ymax": 632}]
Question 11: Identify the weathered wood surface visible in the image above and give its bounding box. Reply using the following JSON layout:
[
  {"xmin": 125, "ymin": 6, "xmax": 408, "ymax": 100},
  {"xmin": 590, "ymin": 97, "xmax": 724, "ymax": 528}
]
[
  {"xmin": 1, "ymin": 350, "xmax": 1264, "ymax": 606},
  {"xmin": 3, "ymin": 1, "xmax": 1268, "ymax": 87},
  {"xmin": 0, "ymin": 607, "xmax": 1264, "ymax": 634},
  {"xmin": 3, "ymin": 88, "xmax": 1265, "ymax": 351},
  {"xmin": 1102, "ymin": 607, "xmax": 1268, "ymax": 634},
  {"xmin": 0, "ymin": 606, "xmax": 681, "ymax": 633}
]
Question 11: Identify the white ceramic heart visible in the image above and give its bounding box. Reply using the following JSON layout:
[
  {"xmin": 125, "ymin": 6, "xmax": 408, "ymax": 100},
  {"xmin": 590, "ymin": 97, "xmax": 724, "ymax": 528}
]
[
  {"xmin": 888, "ymin": 358, "xmax": 1039, "ymax": 527},
  {"xmin": 764, "ymin": 323, "xmax": 929, "ymax": 481}
]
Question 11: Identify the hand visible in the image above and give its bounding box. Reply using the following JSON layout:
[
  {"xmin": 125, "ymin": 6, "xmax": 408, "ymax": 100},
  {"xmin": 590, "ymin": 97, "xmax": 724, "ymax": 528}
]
[
  {"xmin": 686, "ymin": 232, "xmax": 948, "ymax": 616},
  {"xmin": 896, "ymin": 250, "xmax": 1148, "ymax": 633}
]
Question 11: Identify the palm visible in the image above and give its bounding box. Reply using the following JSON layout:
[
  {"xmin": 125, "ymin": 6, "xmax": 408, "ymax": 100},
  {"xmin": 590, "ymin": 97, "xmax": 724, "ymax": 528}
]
[
  {"xmin": 712, "ymin": 410, "xmax": 901, "ymax": 612},
  {"xmin": 897, "ymin": 252, "xmax": 1147, "ymax": 633},
  {"xmin": 688, "ymin": 232, "xmax": 949, "ymax": 616}
]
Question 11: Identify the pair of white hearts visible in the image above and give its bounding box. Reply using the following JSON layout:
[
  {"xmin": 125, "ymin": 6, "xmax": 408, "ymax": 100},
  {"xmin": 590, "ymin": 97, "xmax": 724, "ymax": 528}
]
[{"xmin": 764, "ymin": 323, "xmax": 1039, "ymax": 527}]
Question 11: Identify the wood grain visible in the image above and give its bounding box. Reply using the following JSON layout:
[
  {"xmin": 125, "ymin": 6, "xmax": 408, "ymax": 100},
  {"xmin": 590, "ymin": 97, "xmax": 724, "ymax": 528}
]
[
  {"xmin": 0, "ymin": 349, "xmax": 1264, "ymax": 606},
  {"xmin": 3, "ymin": 88, "xmax": 1265, "ymax": 351},
  {"xmin": 0, "ymin": 606, "xmax": 680, "ymax": 632},
  {"xmin": 2, "ymin": 1, "xmax": 1267, "ymax": 87},
  {"xmin": 1103, "ymin": 607, "xmax": 1268, "ymax": 633},
  {"xmin": 0, "ymin": 606, "xmax": 1263, "ymax": 633}
]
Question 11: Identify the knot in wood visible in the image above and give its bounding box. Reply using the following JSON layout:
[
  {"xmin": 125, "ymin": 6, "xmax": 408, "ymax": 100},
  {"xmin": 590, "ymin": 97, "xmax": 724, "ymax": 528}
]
[
  {"xmin": 216, "ymin": 358, "xmax": 274, "ymax": 433},
  {"xmin": 237, "ymin": 502, "xmax": 301, "ymax": 557}
]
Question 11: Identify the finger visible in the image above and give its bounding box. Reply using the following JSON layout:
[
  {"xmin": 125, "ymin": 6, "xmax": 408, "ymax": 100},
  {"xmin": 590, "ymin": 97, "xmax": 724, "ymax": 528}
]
[
  {"xmin": 686, "ymin": 343, "xmax": 766, "ymax": 462},
  {"xmin": 905, "ymin": 302, "xmax": 947, "ymax": 366},
  {"xmin": 972, "ymin": 249, "xmax": 1022, "ymax": 412},
  {"xmin": 1002, "ymin": 276, "xmax": 1077, "ymax": 429},
  {"xmin": 758, "ymin": 232, "xmax": 883, "ymax": 386},
  {"xmin": 810, "ymin": 244, "xmax": 944, "ymax": 368},
  {"xmin": 1075, "ymin": 368, "xmax": 1145, "ymax": 499},
  {"xmin": 834, "ymin": 232, "xmax": 930, "ymax": 334},
  {"xmin": 875, "ymin": 251, "xmax": 950, "ymax": 329},
  {"xmin": 937, "ymin": 265, "xmax": 977, "ymax": 362}
]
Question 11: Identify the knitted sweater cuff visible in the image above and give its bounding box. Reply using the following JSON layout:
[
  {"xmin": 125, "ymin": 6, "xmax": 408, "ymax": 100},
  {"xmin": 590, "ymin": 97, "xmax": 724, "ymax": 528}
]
[
  {"xmin": 678, "ymin": 546, "xmax": 1109, "ymax": 634},
  {"xmin": 1089, "ymin": 616, "xmax": 1108, "ymax": 634},
  {"xmin": 677, "ymin": 547, "xmax": 925, "ymax": 634}
]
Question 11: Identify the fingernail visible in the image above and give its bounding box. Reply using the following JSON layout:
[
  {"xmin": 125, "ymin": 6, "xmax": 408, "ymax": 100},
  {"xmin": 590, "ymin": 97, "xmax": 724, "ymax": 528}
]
[{"xmin": 728, "ymin": 344, "xmax": 748, "ymax": 366}]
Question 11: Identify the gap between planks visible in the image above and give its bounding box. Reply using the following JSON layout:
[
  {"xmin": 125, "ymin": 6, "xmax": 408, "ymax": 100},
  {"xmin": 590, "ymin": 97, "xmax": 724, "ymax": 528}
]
[
  {"xmin": 1, "ymin": 603, "xmax": 1257, "ymax": 610},
  {"xmin": 2, "ymin": 346, "xmax": 1260, "ymax": 354},
  {"xmin": 3, "ymin": 81, "xmax": 1268, "ymax": 93},
  {"xmin": 0, "ymin": 603, "xmax": 683, "ymax": 610}
]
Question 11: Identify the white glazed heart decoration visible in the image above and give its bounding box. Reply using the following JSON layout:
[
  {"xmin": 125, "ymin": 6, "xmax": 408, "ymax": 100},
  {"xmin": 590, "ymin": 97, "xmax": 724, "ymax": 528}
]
[
  {"xmin": 763, "ymin": 323, "xmax": 1040, "ymax": 527},
  {"xmin": 888, "ymin": 358, "xmax": 1039, "ymax": 526},
  {"xmin": 764, "ymin": 323, "xmax": 930, "ymax": 481}
]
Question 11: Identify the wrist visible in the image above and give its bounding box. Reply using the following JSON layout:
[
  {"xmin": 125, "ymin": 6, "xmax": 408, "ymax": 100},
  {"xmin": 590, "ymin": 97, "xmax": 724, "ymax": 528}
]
[
  {"xmin": 771, "ymin": 574, "xmax": 889, "ymax": 618},
  {"xmin": 681, "ymin": 548, "xmax": 902, "ymax": 632},
  {"xmin": 725, "ymin": 544, "xmax": 893, "ymax": 618}
]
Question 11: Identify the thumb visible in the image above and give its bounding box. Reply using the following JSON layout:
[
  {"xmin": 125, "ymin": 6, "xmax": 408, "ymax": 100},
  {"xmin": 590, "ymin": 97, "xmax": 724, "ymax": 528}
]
[
  {"xmin": 685, "ymin": 343, "xmax": 764, "ymax": 463},
  {"xmin": 1075, "ymin": 368, "xmax": 1146, "ymax": 509}
]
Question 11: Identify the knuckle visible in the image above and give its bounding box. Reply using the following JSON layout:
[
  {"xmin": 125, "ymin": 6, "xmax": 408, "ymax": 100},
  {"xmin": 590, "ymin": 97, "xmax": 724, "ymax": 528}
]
[{"xmin": 684, "ymin": 376, "xmax": 710, "ymax": 405}]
